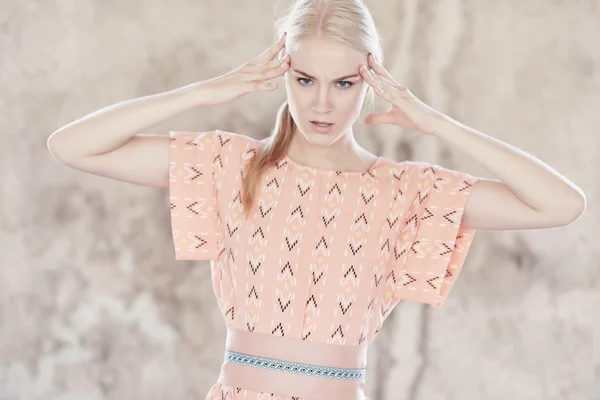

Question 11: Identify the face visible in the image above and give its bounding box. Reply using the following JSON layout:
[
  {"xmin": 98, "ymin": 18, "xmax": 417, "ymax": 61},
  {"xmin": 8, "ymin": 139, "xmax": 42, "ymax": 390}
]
[{"xmin": 283, "ymin": 36, "xmax": 369, "ymax": 146}]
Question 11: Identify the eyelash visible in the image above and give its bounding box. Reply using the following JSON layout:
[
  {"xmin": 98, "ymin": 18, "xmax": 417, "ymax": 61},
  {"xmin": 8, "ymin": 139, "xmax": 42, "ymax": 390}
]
[{"xmin": 296, "ymin": 77, "xmax": 354, "ymax": 88}]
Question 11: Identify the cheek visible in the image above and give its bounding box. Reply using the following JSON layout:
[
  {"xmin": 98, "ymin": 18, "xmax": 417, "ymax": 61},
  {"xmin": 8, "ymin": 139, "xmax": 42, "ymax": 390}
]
[
  {"xmin": 284, "ymin": 78, "xmax": 297, "ymax": 100},
  {"xmin": 340, "ymin": 88, "xmax": 366, "ymax": 113},
  {"xmin": 284, "ymin": 81, "xmax": 364, "ymax": 114},
  {"xmin": 285, "ymin": 84, "xmax": 312, "ymax": 121},
  {"xmin": 286, "ymin": 81, "xmax": 308, "ymax": 104},
  {"xmin": 283, "ymin": 79, "xmax": 303, "ymax": 121}
]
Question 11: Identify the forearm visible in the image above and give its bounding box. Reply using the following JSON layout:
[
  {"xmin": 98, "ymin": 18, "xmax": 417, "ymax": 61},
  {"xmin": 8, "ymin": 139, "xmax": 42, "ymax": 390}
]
[
  {"xmin": 47, "ymin": 80, "xmax": 211, "ymax": 160},
  {"xmin": 431, "ymin": 117, "xmax": 586, "ymax": 214}
]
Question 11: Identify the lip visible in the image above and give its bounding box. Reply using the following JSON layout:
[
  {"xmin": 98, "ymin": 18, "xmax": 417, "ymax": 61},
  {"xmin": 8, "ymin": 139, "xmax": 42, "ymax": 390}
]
[
  {"xmin": 310, "ymin": 120, "xmax": 333, "ymax": 124},
  {"xmin": 309, "ymin": 120, "xmax": 335, "ymax": 134}
]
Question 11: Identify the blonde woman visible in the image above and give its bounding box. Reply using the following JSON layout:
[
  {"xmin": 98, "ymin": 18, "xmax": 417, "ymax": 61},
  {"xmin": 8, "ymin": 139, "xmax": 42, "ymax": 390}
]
[{"xmin": 47, "ymin": 0, "xmax": 585, "ymax": 399}]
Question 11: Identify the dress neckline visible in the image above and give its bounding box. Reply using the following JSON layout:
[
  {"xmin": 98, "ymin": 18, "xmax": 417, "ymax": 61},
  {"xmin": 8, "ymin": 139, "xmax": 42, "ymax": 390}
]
[{"xmin": 282, "ymin": 154, "xmax": 383, "ymax": 175}]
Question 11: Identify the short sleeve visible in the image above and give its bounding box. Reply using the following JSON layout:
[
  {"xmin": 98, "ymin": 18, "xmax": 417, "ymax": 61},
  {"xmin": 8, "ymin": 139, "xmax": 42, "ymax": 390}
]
[
  {"xmin": 393, "ymin": 163, "xmax": 482, "ymax": 308},
  {"xmin": 168, "ymin": 130, "xmax": 222, "ymax": 260}
]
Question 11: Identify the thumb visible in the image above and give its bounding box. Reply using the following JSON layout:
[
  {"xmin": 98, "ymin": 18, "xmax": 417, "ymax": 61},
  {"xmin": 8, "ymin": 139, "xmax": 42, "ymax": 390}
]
[
  {"xmin": 365, "ymin": 113, "xmax": 395, "ymax": 125},
  {"xmin": 253, "ymin": 81, "xmax": 278, "ymax": 92}
]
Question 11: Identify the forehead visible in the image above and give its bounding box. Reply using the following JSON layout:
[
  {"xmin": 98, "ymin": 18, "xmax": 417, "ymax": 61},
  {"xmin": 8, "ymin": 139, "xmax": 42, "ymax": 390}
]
[{"xmin": 288, "ymin": 36, "xmax": 366, "ymax": 77}]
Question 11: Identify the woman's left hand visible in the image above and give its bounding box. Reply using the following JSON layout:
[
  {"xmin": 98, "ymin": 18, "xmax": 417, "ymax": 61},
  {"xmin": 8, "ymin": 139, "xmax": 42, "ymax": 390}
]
[{"xmin": 359, "ymin": 54, "xmax": 447, "ymax": 136}]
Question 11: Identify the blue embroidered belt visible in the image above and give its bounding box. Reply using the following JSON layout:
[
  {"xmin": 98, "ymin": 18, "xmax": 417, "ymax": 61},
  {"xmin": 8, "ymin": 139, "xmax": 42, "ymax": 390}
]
[
  {"xmin": 224, "ymin": 349, "xmax": 366, "ymax": 380},
  {"xmin": 216, "ymin": 327, "xmax": 368, "ymax": 400}
]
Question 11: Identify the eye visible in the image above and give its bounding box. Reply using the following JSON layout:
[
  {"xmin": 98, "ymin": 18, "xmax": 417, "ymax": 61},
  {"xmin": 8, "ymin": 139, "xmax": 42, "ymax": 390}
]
[{"xmin": 296, "ymin": 77, "xmax": 354, "ymax": 88}]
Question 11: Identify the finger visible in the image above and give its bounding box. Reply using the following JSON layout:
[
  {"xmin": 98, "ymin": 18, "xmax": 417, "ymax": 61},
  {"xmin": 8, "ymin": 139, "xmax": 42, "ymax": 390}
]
[
  {"xmin": 247, "ymin": 59, "xmax": 290, "ymax": 83},
  {"xmin": 363, "ymin": 60, "xmax": 398, "ymax": 91},
  {"xmin": 243, "ymin": 54, "xmax": 289, "ymax": 74},
  {"xmin": 248, "ymin": 33, "xmax": 286, "ymax": 65},
  {"xmin": 374, "ymin": 84, "xmax": 398, "ymax": 103},
  {"xmin": 360, "ymin": 65, "xmax": 397, "ymax": 102},
  {"xmin": 365, "ymin": 71, "xmax": 398, "ymax": 104},
  {"xmin": 251, "ymin": 81, "xmax": 278, "ymax": 92},
  {"xmin": 249, "ymin": 32, "xmax": 287, "ymax": 66},
  {"xmin": 368, "ymin": 54, "xmax": 397, "ymax": 84},
  {"xmin": 360, "ymin": 65, "xmax": 383, "ymax": 89},
  {"xmin": 365, "ymin": 112, "xmax": 396, "ymax": 125},
  {"xmin": 365, "ymin": 65, "xmax": 394, "ymax": 88}
]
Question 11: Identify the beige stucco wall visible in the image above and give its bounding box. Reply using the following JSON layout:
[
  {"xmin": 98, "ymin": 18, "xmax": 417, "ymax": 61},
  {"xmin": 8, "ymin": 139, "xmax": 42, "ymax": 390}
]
[{"xmin": 1, "ymin": 1, "xmax": 597, "ymax": 399}]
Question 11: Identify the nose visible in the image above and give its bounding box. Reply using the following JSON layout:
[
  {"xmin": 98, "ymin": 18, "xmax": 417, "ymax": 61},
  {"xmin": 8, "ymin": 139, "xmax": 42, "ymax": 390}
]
[{"xmin": 311, "ymin": 85, "xmax": 333, "ymax": 114}]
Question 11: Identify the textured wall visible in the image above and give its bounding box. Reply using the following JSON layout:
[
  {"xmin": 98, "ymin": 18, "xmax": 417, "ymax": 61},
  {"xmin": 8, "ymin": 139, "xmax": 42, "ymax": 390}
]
[{"xmin": 1, "ymin": 0, "xmax": 598, "ymax": 399}]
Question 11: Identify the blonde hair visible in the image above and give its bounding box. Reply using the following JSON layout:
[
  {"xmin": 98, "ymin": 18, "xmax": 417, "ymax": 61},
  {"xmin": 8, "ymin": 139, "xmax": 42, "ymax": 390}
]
[{"xmin": 241, "ymin": 0, "xmax": 384, "ymax": 218}]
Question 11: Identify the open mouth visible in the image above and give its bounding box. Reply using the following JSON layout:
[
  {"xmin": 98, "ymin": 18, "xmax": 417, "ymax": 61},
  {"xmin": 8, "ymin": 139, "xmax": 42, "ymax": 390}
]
[
  {"xmin": 311, "ymin": 121, "xmax": 333, "ymax": 127},
  {"xmin": 309, "ymin": 121, "xmax": 335, "ymax": 133}
]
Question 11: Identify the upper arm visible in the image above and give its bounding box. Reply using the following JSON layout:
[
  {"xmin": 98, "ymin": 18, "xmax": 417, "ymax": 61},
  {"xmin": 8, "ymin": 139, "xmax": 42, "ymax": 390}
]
[
  {"xmin": 391, "ymin": 162, "xmax": 481, "ymax": 308},
  {"xmin": 462, "ymin": 179, "xmax": 583, "ymax": 230},
  {"xmin": 58, "ymin": 134, "xmax": 171, "ymax": 188}
]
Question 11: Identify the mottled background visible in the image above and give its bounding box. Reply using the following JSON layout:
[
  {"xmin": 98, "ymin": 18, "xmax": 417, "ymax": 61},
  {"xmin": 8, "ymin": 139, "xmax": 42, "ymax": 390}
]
[{"xmin": 1, "ymin": 0, "xmax": 598, "ymax": 399}]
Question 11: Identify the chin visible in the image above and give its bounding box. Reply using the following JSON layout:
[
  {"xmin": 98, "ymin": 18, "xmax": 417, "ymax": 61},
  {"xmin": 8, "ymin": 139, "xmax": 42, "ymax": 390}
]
[{"xmin": 296, "ymin": 122, "xmax": 337, "ymax": 142}]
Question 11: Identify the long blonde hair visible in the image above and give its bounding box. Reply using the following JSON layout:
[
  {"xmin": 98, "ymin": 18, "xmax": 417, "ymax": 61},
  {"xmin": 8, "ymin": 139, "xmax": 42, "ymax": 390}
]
[{"xmin": 241, "ymin": 0, "xmax": 384, "ymax": 218}]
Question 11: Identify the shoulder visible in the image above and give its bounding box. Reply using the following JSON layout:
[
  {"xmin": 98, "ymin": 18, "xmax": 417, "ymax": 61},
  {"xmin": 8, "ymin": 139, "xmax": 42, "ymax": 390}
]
[
  {"xmin": 169, "ymin": 129, "xmax": 262, "ymax": 154},
  {"xmin": 375, "ymin": 157, "xmax": 421, "ymax": 182},
  {"xmin": 212, "ymin": 130, "xmax": 266, "ymax": 165},
  {"xmin": 213, "ymin": 129, "xmax": 267, "ymax": 149},
  {"xmin": 377, "ymin": 159, "xmax": 480, "ymax": 194},
  {"xmin": 380, "ymin": 158, "xmax": 477, "ymax": 180}
]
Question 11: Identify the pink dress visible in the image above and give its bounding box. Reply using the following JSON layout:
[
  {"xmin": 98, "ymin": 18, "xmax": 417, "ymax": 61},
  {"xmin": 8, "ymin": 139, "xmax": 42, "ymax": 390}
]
[{"xmin": 168, "ymin": 129, "xmax": 481, "ymax": 400}]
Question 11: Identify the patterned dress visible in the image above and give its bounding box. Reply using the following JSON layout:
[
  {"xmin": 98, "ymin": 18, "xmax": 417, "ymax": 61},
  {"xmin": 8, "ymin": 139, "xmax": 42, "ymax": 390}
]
[{"xmin": 168, "ymin": 129, "xmax": 481, "ymax": 400}]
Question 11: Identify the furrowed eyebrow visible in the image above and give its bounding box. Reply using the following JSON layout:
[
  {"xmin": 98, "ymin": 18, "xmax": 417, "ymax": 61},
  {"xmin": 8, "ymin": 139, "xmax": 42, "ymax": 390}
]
[{"xmin": 292, "ymin": 69, "xmax": 360, "ymax": 81}]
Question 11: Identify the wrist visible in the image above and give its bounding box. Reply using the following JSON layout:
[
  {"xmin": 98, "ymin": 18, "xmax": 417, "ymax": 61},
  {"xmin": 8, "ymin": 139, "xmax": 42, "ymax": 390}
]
[
  {"xmin": 177, "ymin": 80, "xmax": 216, "ymax": 107},
  {"xmin": 427, "ymin": 114, "xmax": 455, "ymax": 137}
]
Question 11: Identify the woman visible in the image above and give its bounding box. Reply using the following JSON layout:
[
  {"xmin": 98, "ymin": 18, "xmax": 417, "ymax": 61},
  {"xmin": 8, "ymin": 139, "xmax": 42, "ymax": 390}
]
[{"xmin": 47, "ymin": 0, "xmax": 586, "ymax": 399}]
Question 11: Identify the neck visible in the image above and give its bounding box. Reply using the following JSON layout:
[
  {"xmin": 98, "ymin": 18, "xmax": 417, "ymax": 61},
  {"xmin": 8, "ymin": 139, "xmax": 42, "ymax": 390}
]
[{"xmin": 286, "ymin": 128, "xmax": 372, "ymax": 170}]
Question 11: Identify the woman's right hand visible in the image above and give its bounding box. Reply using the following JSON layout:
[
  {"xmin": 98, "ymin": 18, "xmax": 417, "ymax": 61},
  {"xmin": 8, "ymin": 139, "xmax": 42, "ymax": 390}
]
[{"xmin": 198, "ymin": 33, "xmax": 290, "ymax": 106}]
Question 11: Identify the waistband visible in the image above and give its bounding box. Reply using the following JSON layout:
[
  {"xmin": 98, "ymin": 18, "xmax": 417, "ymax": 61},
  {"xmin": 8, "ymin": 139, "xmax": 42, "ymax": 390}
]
[{"xmin": 216, "ymin": 327, "xmax": 368, "ymax": 400}]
